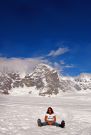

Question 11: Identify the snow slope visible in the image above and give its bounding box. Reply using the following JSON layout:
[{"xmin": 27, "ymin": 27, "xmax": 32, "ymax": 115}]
[
  {"xmin": 0, "ymin": 93, "xmax": 91, "ymax": 135},
  {"xmin": 0, "ymin": 63, "xmax": 91, "ymax": 96}
]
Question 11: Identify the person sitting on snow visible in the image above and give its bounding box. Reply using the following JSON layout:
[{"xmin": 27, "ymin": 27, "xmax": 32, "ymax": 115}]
[{"xmin": 37, "ymin": 107, "xmax": 65, "ymax": 128}]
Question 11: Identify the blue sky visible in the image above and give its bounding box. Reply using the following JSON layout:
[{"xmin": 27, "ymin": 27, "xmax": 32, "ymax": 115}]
[{"xmin": 0, "ymin": 0, "xmax": 91, "ymax": 76}]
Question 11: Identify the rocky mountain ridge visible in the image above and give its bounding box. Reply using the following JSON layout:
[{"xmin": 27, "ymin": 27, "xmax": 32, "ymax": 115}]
[{"xmin": 0, "ymin": 63, "xmax": 91, "ymax": 96}]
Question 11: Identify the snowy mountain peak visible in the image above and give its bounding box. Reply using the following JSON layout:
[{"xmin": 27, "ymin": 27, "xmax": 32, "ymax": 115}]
[
  {"xmin": 35, "ymin": 63, "xmax": 54, "ymax": 71},
  {"xmin": 79, "ymin": 73, "xmax": 91, "ymax": 79},
  {"xmin": 34, "ymin": 63, "xmax": 55, "ymax": 73},
  {"xmin": 0, "ymin": 63, "xmax": 91, "ymax": 96},
  {"xmin": 75, "ymin": 73, "xmax": 91, "ymax": 82},
  {"xmin": 29, "ymin": 63, "xmax": 60, "ymax": 96},
  {"xmin": 31, "ymin": 63, "xmax": 56, "ymax": 79}
]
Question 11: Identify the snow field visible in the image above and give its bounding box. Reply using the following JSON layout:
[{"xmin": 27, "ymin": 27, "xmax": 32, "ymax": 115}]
[{"xmin": 0, "ymin": 93, "xmax": 91, "ymax": 135}]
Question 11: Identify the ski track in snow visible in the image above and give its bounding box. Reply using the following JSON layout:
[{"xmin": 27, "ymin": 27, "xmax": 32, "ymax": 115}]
[{"xmin": 0, "ymin": 94, "xmax": 91, "ymax": 135}]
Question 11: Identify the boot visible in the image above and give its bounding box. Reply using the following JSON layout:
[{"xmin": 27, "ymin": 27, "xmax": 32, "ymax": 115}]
[
  {"xmin": 59, "ymin": 120, "xmax": 65, "ymax": 128},
  {"xmin": 37, "ymin": 119, "xmax": 42, "ymax": 127}
]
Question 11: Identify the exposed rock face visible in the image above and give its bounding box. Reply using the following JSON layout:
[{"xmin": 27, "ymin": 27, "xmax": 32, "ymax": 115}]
[
  {"xmin": 29, "ymin": 64, "xmax": 60, "ymax": 96},
  {"xmin": 11, "ymin": 64, "xmax": 60, "ymax": 96},
  {"xmin": 0, "ymin": 74, "xmax": 12, "ymax": 94},
  {"xmin": 74, "ymin": 73, "xmax": 91, "ymax": 91},
  {"xmin": 0, "ymin": 64, "xmax": 60, "ymax": 95},
  {"xmin": 0, "ymin": 64, "xmax": 91, "ymax": 96}
]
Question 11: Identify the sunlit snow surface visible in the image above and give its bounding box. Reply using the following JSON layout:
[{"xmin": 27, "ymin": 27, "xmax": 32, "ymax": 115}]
[{"xmin": 0, "ymin": 93, "xmax": 91, "ymax": 135}]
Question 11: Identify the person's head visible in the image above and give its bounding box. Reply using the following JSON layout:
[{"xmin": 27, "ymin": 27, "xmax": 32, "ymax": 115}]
[{"xmin": 46, "ymin": 107, "xmax": 54, "ymax": 114}]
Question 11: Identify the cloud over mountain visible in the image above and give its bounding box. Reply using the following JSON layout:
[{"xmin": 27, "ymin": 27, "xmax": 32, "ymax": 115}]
[
  {"xmin": 48, "ymin": 47, "xmax": 69, "ymax": 57},
  {"xmin": 0, "ymin": 57, "xmax": 45, "ymax": 74}
]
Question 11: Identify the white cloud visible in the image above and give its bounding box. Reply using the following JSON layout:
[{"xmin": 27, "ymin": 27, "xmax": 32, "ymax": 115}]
[
  {"xmin": 53, "ymin": 62, "xmax": 63, "ymax": 73},
  {"xmin": 0, "ymin": 56, "xmax": 74, "ymax": 74},
  {"xmin": 60, "ymin": 60, "xmax": 65, "ymax": 65},
  {"xmin": 0, "ymin": 57, "xmax": 73, "ymax": 75},
  {"xmin": 51, "ymin": 62, "xmax": 74, "ymax": 75},
  {"xmin": 64, "ymin": 64, "xmax": 74, "ymax": 68},
  {"xmin": 48, "ymin": 47, "xmax": 69, "ymax": 57},
  {"xmin": 0, "ymin": 57, "xmax": 47, "ymax": 74},
  {"xmin": 0, "ymin": 46, "xmax": 74, "ymax": 75}
]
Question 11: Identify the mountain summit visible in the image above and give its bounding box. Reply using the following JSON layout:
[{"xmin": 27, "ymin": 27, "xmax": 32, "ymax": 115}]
[{"xmin": 0, "ymin": 63, "xmax": 91, "ymax": 96}]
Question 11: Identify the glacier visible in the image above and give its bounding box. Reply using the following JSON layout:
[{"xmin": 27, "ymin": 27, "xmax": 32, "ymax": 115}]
[{"xmin": 0, "ymin": 92, "xmax": 91, "ymax": 135}]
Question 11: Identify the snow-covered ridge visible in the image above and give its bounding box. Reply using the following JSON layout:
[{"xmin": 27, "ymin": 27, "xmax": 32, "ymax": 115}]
[
  {"xmin": 0, "ymin": 63, "xmax": 91, "ymax": 96},
  {"xmin": 75, "ymin": 73, "xmax": 91, "ymax": 82}
]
